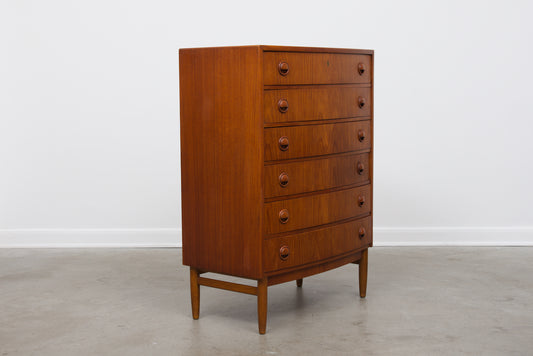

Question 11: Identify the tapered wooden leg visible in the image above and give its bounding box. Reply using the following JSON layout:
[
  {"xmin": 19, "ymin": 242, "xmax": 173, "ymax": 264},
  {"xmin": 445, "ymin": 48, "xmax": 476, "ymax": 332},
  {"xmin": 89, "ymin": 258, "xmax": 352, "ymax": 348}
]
[
  {"xmin": 190, "ymin": 267, "xmax": 200, "ymax": 319},
  {"xmin": 359, "ymin": 249, "xmax": 368, "ymax": 298},
  {"xmin": 296, "ymin": 278, "xmax": 303, "ymax": 287},
  {"xmin": 257, "ymin": 278, "xmax": 268, "ymax": 334}
]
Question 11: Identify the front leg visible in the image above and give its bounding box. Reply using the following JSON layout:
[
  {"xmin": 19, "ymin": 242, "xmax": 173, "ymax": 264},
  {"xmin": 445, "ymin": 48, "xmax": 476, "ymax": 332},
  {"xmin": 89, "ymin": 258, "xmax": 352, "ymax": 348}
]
[
  {"xmin": 358, "ymin": 249, "xmax": 368, "ymax": 298},
  {"xmin": 257, "ymin": 278, "xmax": 268, "ymax": 334},
  {"xmin": 190, "ymin": 267, "xmax": 200, "ymax": 319}
]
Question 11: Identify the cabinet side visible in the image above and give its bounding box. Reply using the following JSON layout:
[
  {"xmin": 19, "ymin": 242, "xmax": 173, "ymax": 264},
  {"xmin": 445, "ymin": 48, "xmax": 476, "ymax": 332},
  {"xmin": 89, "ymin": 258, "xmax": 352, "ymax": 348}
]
[
  {"xmin": 370, "ymin": 51, "xmax": 374, "ymax": 247},
  {"xmin": 179, "ymin": 46, "xmax": 263, "ymax": 279}
]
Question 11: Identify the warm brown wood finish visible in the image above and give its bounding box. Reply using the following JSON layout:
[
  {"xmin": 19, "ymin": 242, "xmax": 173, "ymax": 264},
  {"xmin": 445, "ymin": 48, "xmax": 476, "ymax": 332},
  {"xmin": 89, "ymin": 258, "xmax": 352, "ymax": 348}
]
[
  {"xmin": 180, "ymin": 45, "xmax": 373, "ymax": 334},
  {"xmin": 264, "ymin": 152, "xmax": 370, "ymax": 198},
  {"xmin": 359, "ymin": 249, "xmax": 368, "ymax": 298},
  {"xmin": 190, "ymin": 268, "xmax": 200, "ymax": 320},
  {"xmin": 264, "ymin": 185, "xmax": 371, "ymax": 235},
  {"xmin": 197, "ymin": 277, "xmax": 258, "ymax": 296},
  {"xmin": 180, "ymin": 46, "xmax": 263, "ymax": 279},
  {"xmin": 264, "ymin": 86, "xmax": 371, "ymax": 124},
  {"xmin": 264, "ymin": 216, "xmax": 372, "ymax": 272},
  {"xmin": 264, "ymin": 120, "xmax": 371, "ymax": 161},
  {"xmin": 264, "ymin": 52, "xmax": 372, "ymax": 85},
  {"xmin": 267, "ymin": 250, "xmax": 363, "ymax": 286},
  {"xmin": 261, "ymin": 45, "xmax": 373, "ymax": 54},
  {"xmin": 257, "ymin": 278, "xmax": 268, "ymax": 334}
]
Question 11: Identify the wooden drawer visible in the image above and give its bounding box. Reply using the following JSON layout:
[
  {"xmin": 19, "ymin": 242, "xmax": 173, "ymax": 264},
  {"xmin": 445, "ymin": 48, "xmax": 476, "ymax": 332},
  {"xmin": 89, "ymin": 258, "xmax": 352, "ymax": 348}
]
[
  {"xmin": 264, "ymin": 52, "xmax": 372, "ymax": 85},
  {"xmin": 264, "ymin": 185, "xmax": 371, "ymax": 235},
  {"xmin": 264, "ymin": 153, "xmax": 370, "ymax": 199},
  {"xmin": 264, "ymin": 216, "xmax": 372, "ymax": 272},
  {"xmin": 264, "ymin": 120, "xmax": 371, "ymax": 161},
  {"xmin": 265, "ymin": 86, "xmax": 371, "ymax": 124}
]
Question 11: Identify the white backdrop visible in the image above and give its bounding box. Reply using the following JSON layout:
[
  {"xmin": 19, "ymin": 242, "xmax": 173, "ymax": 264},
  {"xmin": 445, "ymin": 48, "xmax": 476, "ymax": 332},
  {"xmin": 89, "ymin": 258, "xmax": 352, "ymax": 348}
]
[{"xmin": 1, "ymin": 0, "xmax": 532, "ymax": 246}]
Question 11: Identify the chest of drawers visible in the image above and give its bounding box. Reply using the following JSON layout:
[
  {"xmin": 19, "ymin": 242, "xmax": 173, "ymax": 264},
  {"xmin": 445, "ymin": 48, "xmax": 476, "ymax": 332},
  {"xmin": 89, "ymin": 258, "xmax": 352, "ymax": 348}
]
[{"xmin": 179, "ymin": 45, "xmax": 374, "ymax": 334}]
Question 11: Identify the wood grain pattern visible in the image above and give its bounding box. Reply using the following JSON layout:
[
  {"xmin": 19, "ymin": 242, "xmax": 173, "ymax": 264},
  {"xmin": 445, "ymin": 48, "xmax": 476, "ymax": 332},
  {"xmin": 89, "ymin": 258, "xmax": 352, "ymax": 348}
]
[
  {"xmin": 180, "ymin": 45, "xmax": 374, "ymax": 334},
  {"xmin": 258, "ymin": 278, "xmax": 268, "ymax": 334},
  {"xmin": 198, "ymin": 277, "xmax": 258, "ymax": 295},
  {"xmin": 264, "ymin": 152, "xmax": 370, "ymax": 198},
  {"xmin": 267, "ymin": 250, "xmax": 363, "ymax": 286},
  {"xmin": 180, "ymin": 46, "xmax": 263, "ymax": 279},
  {"xmin": 264, "ymin": 120, "xmax": 371, "ymax": 161},
  {"xmin": 264, "ymin": 86, "xmax": 371, "ymax": 124},
  {"xmin": 264, "ymin": 216, "xmax": 372, "ymax": 272},
  {"xmin": 264, "ymin": 185, "xmax": 371, "ymax": 235},
  {"xmin": 190, "ymin": 267, "xmax": 200, "ymax": 319},
  {"xmin": 264, "ymin": 52, "xmax": 372, "ymax": 85}
]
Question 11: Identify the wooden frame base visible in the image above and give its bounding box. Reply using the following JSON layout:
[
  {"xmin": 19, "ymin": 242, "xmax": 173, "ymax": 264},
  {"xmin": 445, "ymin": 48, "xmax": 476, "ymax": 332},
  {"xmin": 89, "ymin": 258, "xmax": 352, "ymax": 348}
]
[{"xmin": 189, "ymin": 248, "xmax": 369, "ymax": 334}]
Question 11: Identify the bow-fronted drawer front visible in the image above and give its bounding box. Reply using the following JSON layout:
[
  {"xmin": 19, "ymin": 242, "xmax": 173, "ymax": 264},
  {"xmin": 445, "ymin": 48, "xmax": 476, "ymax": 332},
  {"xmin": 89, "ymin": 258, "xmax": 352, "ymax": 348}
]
[
  {"xmin": 264, "ymin": 86, "xmax": 371, "ymax": 124},
  {"xmin": 264, "ymin": 52, "xmax": 372, "ymax": 85}
]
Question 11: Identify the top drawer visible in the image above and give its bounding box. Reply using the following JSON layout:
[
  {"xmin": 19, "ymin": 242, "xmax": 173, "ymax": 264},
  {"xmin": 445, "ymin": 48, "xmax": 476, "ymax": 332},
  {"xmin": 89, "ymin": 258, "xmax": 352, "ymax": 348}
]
[{"xmin": 264, "ymin": 52, "xmax": 372, "ymax": 85}]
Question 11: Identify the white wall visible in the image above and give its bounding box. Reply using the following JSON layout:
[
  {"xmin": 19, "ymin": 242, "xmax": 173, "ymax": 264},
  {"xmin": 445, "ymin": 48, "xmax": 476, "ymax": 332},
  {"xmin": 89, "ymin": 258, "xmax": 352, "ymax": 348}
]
[{"xmin": 1, "ymin": 0, "xmax": 532, "ymax": 246}]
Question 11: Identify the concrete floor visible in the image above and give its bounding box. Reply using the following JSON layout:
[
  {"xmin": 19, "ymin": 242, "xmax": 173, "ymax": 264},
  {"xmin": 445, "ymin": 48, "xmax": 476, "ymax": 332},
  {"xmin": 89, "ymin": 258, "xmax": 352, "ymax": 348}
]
[{"xmin": 1, "ymin": 248, "xmax": 532, "ymax": 356}]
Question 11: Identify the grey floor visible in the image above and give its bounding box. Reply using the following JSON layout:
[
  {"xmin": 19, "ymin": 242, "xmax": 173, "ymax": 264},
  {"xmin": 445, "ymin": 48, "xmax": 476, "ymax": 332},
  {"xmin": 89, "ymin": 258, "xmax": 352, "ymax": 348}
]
[{"xmin": 1, "ymin": 248, "xmax": 533, "ymax": 356}]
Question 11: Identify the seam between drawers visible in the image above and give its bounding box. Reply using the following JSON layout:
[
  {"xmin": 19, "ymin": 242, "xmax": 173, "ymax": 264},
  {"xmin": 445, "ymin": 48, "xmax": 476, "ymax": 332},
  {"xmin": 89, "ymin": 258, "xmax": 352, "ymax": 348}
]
[
  {"xmin": 263, "ymin": 150, "xmax": 370, "ymax": 166},
  {"xmin": 264, "ymin": 83, "xmax": 372, "ymax": 90},
  {"xmin": 264, "ymin": 148, "xmax": 372, "ymax": 165},
  {"xmin": 264, "ymin": 180, "xmax": 371, "ymax": 203},
  {"xmin": 264, "ymin": 117, "xmax": 372, "ymax": 129},
  {"xmin": 264, "ymin": 116, "xmax": 372, "ymax": 128}
]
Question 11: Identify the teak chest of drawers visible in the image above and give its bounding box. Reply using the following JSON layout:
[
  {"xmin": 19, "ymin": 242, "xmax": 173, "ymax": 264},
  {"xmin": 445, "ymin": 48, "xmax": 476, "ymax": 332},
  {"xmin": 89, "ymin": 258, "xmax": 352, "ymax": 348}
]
[{"xmin": 179, "ymin": 45, "xmax": 374, "ymax": 334}]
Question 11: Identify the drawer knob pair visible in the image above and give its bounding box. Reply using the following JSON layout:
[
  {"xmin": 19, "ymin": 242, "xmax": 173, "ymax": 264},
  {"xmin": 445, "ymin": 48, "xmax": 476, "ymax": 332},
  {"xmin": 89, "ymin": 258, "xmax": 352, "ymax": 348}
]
[
  {"xmin": 279, "ymin": 172, "xmax": 289, "ymax": 187},
  {"xmin": 278, "ymin": 99, "xmax": 289, "ymax": 113},
  {"xmin": 278, "ymin": 62, "xmax": 290, "ymax": 76},
  {"xmin": 359, "ymin": 227, "xmax": 366, "ymax": 239},
  {"xmin": 358, "ymin": 195, "xmax": 366, "ymax": 207},
  {"xmin": 279, "ymin": 245, "xmax": 290, "ymax": 260},
  {"xmin": 279, "ymin": 209, "xmax": 290, "ymax": 224}
]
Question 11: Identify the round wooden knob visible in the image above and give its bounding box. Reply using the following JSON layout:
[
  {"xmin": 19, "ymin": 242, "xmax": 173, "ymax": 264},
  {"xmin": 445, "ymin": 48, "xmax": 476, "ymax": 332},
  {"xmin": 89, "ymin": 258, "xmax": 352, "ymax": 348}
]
[
  {"xmin": 279, "ymin": 245, "xmax": 290, "ymax": 260},
  {"xmin": 278, "ymin": 62, "xmax": 290, "ymax": 76},
  {"xmin": 279, "ymin": 172, "xmax": 289, "ymax": 187},
  {"xmin": 358, "ymin": 130, "xmax": 366, "ymax": 142},
  {"xmin": 358, "ymin": 96, "xmax": 366, "ymax": 109},
  {"xmin": 358, "ymin": 63, "xmax": 366, "ymax": 75},
  {"xmin": 278, "ymin": 99, "xmax": 289, "ymax": 113},
  {"xmin": 279, "ymin": 209, "xmax": 289, "ymax": 224},
  {"xmin": 358, "ymin": 195, "xmax": 366, "ymax": 207},
  {"xmin": 278, "ymin": 136, "xmax": 289, "ymax": 151},
  {"xmin": 359, "ymin": 227, "xmax": 366, "ymax": 239},
  {"xmin": 357, "ymin": 162, "xmax": 365, "ymax": 175}
]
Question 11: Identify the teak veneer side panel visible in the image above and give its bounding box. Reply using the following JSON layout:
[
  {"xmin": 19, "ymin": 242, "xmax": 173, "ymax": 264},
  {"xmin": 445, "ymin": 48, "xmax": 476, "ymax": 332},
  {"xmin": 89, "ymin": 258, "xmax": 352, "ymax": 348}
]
[{"xmin": 179, "ymin": 46, "xmax": 263, "ymax": 279}]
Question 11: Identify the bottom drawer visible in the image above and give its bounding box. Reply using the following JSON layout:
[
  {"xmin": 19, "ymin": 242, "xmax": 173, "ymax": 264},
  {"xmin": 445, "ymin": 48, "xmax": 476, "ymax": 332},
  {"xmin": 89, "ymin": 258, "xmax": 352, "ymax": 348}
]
[{"xmin": 263, "ymin": 216, "xmax": 371, "ymax": 272}]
